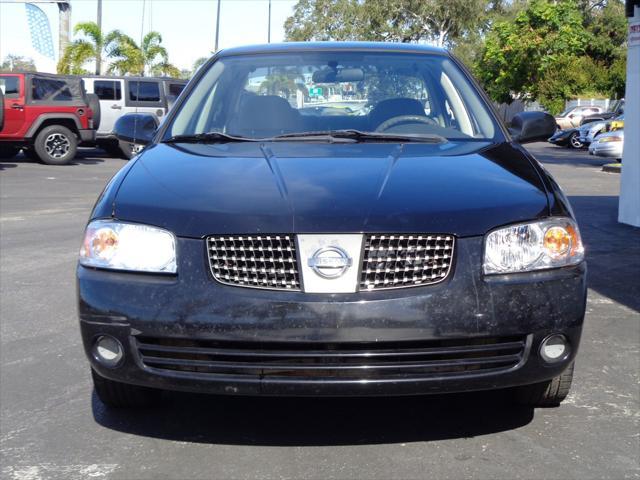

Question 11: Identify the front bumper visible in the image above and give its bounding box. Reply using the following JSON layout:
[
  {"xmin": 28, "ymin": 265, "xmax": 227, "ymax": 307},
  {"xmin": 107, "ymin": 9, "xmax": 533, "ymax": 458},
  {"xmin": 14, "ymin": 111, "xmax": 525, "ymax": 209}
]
[
  {"xmin": 79, "ymin": 237, "xmax": 587, "ymax": 396},
  {"xmin": 589, "ymin": 143, "xmax": 623, "ymax": 158}
]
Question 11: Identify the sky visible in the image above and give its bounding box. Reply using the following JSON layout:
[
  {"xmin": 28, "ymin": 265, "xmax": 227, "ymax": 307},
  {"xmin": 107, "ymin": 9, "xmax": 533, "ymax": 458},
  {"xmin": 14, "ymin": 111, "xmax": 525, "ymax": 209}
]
[{"xmin": 0, "ymin": 0, "xmax": 298, "ymax": 72}]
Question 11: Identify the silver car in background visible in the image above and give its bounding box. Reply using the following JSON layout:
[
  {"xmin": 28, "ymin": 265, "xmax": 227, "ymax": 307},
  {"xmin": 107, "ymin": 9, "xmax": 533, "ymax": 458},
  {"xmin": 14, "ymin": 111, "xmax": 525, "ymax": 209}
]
[{"xmin": 589, "ymin": 130, "xmax": 624, "ymax": 159}]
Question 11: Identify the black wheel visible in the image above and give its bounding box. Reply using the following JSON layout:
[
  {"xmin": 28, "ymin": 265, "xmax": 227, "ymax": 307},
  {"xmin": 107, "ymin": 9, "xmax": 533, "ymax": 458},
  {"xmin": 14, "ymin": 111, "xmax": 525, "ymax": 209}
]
[
  {"xmin": 99, "ymin": 140, "xmax": 122, "ymax": 157},
  {"xmin": 568, "ymin": 132, "xmax": 583, "ymax": 149},
  {"xmin": 91, "ymin": 369, "xmax": 159, "ymax": 408},
  {"xmin": 33, "ymin": 125, "xmax": 78, "ymax": 165},
  {"xmin": 0, "ymin": 144, "xmax": 20, "ymax": 159},
  {"xmin": 514, "ymin": 363, "xmax": 574, "ymax": 407}
]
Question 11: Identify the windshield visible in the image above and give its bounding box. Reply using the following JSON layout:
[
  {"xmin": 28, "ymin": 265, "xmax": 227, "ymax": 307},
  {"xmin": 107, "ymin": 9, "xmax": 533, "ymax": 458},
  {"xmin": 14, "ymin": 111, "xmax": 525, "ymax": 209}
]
[{"xmin": 167, "ymin": 51, "xmax": 501, "ymax": 142}]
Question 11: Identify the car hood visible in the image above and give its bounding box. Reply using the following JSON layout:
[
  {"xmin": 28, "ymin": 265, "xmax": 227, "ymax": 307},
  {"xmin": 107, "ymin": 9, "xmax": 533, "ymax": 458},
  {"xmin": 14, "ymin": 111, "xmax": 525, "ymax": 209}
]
[{"xmin": 112, "ymin": 141, "xmax": 549, "ymax": 238}]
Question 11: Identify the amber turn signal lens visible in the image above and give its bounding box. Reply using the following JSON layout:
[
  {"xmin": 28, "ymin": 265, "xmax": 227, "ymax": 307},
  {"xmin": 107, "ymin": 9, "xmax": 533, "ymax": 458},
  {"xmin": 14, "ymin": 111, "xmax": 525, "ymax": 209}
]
[{"xmin": 543, "ymin": 226, "xmax": 571, "ymax": 258}]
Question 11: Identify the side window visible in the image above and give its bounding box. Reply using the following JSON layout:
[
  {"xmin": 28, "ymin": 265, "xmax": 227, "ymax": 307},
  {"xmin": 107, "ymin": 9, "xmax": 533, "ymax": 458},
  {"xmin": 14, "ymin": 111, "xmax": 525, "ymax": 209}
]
[
  {"xmin": 94, "ymin": 80, "xmax": 122, "ymax": 100},
  {"xmin": 0, "ymin": 76, "xmax": 20, "ymax": 99},
  {"xmin": 168, "ymin": 83, "xmax": 185, "ymax": 96},
  {"xmin": 32, "ymin": 78, "xmax": 72, "ymax": 101},
  {"xmin": 129, "ymin": 81, "xmax": 161, "ymax": 102}
]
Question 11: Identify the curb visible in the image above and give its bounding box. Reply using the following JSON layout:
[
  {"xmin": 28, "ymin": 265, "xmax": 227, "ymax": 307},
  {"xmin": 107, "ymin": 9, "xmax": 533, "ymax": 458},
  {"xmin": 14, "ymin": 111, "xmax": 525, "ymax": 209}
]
[{"xmin": 602, "ymin": 163, "xmax": 621, "ymax": 173}]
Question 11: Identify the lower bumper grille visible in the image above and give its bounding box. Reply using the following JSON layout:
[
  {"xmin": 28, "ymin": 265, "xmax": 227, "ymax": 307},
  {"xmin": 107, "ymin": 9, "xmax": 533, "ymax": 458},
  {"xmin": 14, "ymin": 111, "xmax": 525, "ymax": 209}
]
[{"xmin": 135, "ymin": 335, "xmax": 528, "ymax": 380}]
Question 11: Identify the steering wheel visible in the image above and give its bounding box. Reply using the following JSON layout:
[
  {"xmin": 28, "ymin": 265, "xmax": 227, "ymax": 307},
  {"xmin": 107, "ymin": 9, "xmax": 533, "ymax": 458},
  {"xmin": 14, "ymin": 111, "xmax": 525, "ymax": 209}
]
[{"xmin": 375, "ymin": 115, "xmax": 438, "ymax": 132}]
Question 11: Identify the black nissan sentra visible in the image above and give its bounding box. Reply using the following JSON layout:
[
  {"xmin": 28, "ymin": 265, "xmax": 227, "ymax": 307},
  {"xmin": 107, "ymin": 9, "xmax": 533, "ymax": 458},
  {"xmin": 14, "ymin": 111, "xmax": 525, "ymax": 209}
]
[{"xmin": 78, "ymin": 43, "xmax": 586, "ymax": 408}]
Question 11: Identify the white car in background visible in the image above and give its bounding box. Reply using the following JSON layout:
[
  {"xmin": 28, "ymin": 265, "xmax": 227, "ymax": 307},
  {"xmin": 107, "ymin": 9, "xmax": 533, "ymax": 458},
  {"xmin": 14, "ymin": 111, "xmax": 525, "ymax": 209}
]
[
  {"xmin": 83, "ymin": 76, "xmax": 187, "ymax": 158},
  {"xmin": 589, "ymin": 130, "xmax": 624, "ymax": 159}
]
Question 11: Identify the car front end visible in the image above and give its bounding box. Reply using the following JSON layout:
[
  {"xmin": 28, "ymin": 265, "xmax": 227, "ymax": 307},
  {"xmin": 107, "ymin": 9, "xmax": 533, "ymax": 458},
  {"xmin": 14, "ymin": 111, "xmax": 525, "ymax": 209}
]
[
  {"xmin": 589, "ymin": 130, "xmax": 624, "ymax": 158},
  {"xmin": 578, "ymin": 121, "xmax": 606, "ymax": 146},
  {"xmin": 79, "ymin": 43, "xmax": 586, "ymax": 407}
]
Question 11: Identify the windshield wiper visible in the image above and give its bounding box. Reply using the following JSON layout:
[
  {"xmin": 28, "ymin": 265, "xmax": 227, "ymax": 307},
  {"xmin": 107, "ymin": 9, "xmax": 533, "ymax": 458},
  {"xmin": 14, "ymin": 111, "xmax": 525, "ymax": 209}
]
[
  {"xmin": 162, "ymin": 132, "xmax": 257, "ymax": 143},
  {"xmin": 271, "ymin": 130, "xmax": 447, "ymax": 144}
]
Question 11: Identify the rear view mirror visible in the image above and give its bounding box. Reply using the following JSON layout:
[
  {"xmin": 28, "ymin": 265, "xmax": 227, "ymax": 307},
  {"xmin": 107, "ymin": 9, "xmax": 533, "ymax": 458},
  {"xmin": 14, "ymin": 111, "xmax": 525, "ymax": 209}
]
[
  {"xmin": 113, "ymin": 113, "xmax": 157, "ymax": 145},
  {"xmin": 509, "ymin": 111, "xmax": 557, "ymax": 144},
  {"xmin": 312, "ymin": 68, "xmax": 364, "ymax": 84}
]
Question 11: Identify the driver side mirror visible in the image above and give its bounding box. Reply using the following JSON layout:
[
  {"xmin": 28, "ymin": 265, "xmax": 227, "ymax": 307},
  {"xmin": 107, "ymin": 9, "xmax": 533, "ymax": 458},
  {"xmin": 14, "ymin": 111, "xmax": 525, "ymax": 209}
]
[
  {"xmin": 509, "ymin": 111, "xmax": 557, "ymax": 144},
  {"xmin": 113, "ymin": 113, "xmax": 157, "ymax": 146}
]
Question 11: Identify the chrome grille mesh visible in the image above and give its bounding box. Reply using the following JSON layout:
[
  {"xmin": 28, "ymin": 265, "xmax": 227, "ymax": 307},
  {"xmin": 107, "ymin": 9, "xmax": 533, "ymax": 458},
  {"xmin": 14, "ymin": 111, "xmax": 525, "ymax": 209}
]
[
  {"xmin": 207, "ymin": 235, "xmax": 300, "ymax": 290},
  {"xmin": 361, "ymin": 234, "xmax": 455, "ymax": 290}
]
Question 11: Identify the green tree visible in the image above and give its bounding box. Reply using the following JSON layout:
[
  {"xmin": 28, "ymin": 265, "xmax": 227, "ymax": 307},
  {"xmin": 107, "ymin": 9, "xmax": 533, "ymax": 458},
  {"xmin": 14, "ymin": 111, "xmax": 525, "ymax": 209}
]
[
  {"xmin": 193, "ymin": 56, "xmax": 210, "ymax": 72},
  {"xmin": 477, "ymin": 0, "xmax": 627, "ymax": 112},
  {"xmin": 1, "ymin": 54, "xmax": 36, "ymax": 72},
  {"xmin": 57, "ymin": 21, "xmax": 105, "ymax": 75},
  {"xmin": 477, "ymin": 0, "xmax": 591, "ymax": 111},
  {"xmin": 105, "ymin": 31, "xmax": 178, "ymax": 76},
  {"xmin": 104, "ymin": 30, "xmax": 143, "ymax": 75},
  {"xmin": 284, "ymin": 0, "xmax": 485, "ymax": 47},
  {"xmin": 284, "ymin": 0, "xmax": 362, "ymax": 41}
]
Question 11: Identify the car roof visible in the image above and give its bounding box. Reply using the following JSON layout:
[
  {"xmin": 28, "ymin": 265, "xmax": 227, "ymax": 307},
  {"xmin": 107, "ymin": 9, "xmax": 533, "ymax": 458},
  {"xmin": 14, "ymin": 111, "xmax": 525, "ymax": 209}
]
[
  {"xmin": 82, "ymin": 75, "xmax": 186, "ymax": 82},
  {"xmin": 217, "ymin": 41, "xmax": 449, "ymax": 58}
]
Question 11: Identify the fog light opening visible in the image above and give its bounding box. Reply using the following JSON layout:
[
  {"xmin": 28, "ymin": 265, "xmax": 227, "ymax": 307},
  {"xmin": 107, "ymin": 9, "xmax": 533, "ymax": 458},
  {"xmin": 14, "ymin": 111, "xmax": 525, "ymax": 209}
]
[
  {"xmin": 92, "ymin": 335, "xmax": 124, "ymax": 367},
  {"xmin": 540, "ymin": 334, "xmax": 569, "ymax": 363}
]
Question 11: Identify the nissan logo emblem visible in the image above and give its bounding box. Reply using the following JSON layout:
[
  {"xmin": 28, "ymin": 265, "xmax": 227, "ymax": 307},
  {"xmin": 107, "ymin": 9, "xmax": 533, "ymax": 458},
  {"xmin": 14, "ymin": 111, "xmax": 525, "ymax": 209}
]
[{"xmin": 308, "ymin": 246, "xmax": 352, "ymax": 279}]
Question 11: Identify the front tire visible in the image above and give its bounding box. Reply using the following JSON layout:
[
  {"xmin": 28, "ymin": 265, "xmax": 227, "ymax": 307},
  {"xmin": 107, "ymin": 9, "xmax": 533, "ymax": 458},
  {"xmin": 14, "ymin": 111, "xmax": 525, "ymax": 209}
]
[
  {"xmin": 568, "ymin": 132, "xmax": 583, "ymax": 149},
  {"xmin": 91, "ymin": 369, "xmax": 160, "ymax": 408},
  {"xmin": 514, "ymin": 363, "xmax": 574, "ymax": 407},
  {"xmin": 33, "ymin": 125, "xmax": 77, "ymax": 165}
]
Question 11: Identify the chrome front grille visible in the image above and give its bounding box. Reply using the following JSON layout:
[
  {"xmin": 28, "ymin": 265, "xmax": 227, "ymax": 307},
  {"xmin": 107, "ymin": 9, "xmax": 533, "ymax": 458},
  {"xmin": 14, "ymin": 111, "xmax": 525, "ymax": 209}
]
[
  {"xmin": 360, "ymin": 234, "xmax": 454, "ymax": 290},
  {"xmin": 206, "ymin": 235, "xmax": 300, "ymax": 290},
  {"xmin": 136, "ymin": 335, "xmax": 527, "ymax": 379},
  {"xmin": 206, "ymin": 233, "xmax": 455, "ymax": 292}
]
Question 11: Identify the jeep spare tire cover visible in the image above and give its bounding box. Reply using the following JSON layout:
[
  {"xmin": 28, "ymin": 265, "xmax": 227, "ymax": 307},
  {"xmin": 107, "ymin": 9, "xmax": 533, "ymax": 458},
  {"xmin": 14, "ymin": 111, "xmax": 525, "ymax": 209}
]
[{"xmin": 87, "ymin": 93, "xmax": 101, "ymax": 130}]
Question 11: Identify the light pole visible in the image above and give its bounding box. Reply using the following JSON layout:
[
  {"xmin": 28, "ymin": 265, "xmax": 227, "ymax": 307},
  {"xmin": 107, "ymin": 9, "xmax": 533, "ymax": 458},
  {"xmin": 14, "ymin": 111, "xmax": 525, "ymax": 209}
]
[
  {"xmin": 268, "ymin": 0, "xmax": 271, "ymax": 43},
  {"xmin": 96, "ymin": 0, "xmax": 102, "ymax": 74},
  {"xmin": 57, "ymin": 1, "xmax": 71, "ymax": 61},
  {"xmin": 214, "ymin": 0, "xmax": 221, "ymax": 51}
]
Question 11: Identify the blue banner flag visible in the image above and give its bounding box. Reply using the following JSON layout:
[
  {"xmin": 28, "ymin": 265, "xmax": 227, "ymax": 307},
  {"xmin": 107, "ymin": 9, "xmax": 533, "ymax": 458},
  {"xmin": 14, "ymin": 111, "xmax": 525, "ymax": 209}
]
[{"xmin": 25, "ymin": 3, "xmax": 55, "ymax": 60}]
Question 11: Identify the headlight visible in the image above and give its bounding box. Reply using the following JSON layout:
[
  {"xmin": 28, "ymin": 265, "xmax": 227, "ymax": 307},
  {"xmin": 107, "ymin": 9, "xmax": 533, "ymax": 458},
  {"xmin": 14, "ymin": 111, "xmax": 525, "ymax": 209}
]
[
  {"xmin": 484, "ymin": 218, "xmax": 584, "ymax": 275},
  {"xmin": 599, "ymin": 136, "xmax": 622, "ymax": 143},
  {"xmin": 79, "ymin": 220, "xmax": 177, "ymax": 273}
]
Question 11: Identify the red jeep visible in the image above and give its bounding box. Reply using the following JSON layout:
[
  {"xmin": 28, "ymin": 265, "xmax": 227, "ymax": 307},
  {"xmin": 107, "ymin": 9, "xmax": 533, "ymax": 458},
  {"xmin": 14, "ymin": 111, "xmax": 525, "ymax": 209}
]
[{"xmin": 0, "ymin": 72, "xmax": 98, "ymax": 165}]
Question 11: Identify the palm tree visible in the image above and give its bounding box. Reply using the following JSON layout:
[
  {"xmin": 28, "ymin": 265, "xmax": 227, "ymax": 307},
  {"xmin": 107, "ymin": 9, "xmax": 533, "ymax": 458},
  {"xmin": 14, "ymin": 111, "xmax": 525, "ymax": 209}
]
[
  {"xmin": 151, "ymin": 61, "xmax": 181, "ymax": 78},
  {"xmin": 105, "ymin": 31, "xmax": 179, "ymax": 77},
  {"xmin": 104, "ymin": 30, "xmax": 144, "ymax": 75},
  {"xmin": 57, "ymin": 21, "xmax": 104, "ymax": 75}
]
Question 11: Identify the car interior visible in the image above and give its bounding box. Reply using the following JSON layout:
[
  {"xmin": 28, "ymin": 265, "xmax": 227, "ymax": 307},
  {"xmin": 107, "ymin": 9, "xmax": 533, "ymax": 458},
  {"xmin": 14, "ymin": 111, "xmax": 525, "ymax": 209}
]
[{"xmin": 169, "ymin": 55, "xmax": 499, "ymax": 142}]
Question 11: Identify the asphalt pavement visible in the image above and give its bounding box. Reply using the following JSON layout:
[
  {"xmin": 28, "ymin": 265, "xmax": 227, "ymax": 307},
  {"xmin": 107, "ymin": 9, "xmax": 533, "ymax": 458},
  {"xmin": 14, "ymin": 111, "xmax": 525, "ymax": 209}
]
[{"xmin": 1, "ymin": 143, "xmax": 638, "ymax": 480}]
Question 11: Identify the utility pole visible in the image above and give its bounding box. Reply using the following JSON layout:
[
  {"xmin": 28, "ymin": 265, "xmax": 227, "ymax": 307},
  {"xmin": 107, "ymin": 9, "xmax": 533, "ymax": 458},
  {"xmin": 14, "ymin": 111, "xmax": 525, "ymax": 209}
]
[
  {"xmin": 214, "ymin": 0, "xmax": 221, "ymax": 51},
  {"xmin": 57, "ymin": 1, "xmax": 71, "ymax": 61},
  {"xmin": 96, "ymin": 0, "xmax": 102, "ymax": 74},
  {"xmin": 268, "ymin": 0, "xmax": 271, "ymax": 43}
]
